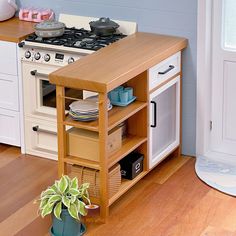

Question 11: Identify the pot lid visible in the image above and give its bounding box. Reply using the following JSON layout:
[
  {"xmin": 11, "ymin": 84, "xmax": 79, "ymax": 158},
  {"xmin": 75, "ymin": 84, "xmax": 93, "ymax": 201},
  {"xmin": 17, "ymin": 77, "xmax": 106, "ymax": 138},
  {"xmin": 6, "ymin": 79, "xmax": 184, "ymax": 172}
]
[
  {"xmin": 35, "ymin": 20, "xmax": 65, "ymax": 31},
  {"xmin": 89, "ymin": 17, "xmax": 119, "ymax": 29}
]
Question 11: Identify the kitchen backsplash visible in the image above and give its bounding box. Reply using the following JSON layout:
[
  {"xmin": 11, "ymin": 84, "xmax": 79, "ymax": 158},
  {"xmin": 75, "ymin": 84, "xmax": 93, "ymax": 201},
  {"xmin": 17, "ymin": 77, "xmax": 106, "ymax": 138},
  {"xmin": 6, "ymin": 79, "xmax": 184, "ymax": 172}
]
[{"xmin": 16, "ymin": 0, "xmax": 197, "ymax": 156}]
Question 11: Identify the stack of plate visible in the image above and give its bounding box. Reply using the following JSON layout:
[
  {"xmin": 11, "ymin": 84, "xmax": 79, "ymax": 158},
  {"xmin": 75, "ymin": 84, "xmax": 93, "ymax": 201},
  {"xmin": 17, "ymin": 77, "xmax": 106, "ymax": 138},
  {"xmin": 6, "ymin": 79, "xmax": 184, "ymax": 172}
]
[{"xmin": 69, "ymin": 96, "xmax": 112, "ymax": 121}]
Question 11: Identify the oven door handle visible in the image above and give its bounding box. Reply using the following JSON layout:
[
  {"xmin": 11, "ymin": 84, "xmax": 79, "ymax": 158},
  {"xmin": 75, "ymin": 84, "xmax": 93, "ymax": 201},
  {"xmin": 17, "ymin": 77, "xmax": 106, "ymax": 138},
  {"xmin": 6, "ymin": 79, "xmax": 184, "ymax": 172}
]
[
  {"xmin": 32, "ymin": 125, "xmax": 57, "ymax": 135},
  {"xmin": 30, "ymin": 70, "xmax": 49, "ymax": 78}
]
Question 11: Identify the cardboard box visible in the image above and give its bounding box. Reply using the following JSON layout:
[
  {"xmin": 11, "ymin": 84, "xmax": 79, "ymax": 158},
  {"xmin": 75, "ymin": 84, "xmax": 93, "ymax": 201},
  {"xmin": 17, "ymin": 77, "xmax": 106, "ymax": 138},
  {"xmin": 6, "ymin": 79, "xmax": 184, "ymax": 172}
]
[{"xmin": 67, "ymin": 127, "xmax": 122, "ymax": 161}]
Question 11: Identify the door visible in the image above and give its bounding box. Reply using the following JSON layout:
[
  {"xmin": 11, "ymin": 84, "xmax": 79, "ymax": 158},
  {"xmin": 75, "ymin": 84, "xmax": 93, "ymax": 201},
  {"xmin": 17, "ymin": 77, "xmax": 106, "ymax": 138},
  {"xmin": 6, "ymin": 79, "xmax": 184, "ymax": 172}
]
[
  {"xmin": 211, "ymin": 0, "xmax": 236, "ymax": 155},
  {"xmin": 149, "ymin": 76, "xmax": 180, "ymax": 169}
]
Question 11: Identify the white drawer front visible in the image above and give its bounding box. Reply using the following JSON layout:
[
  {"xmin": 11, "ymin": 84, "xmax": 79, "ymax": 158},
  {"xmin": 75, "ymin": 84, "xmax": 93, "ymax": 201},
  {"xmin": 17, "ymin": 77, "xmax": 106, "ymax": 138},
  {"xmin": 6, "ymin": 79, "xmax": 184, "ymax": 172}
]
[
  {"xmin": 25, "ymin": 119, "xmax": 58, "ymax": 159},
  {"xmin": 0, "ymin": 108, "xmax": 20, "ymax": 146},
  {"xmin": 0, "ymin": 41, "xmax": 17, "ymax": 75},
  {"xmin": 0, "ymin": 73, "xmax": 19, "ymax": 111},
  {"xmin": 149, "ymin": 52, "xmax": 181, "ymax": 91}
]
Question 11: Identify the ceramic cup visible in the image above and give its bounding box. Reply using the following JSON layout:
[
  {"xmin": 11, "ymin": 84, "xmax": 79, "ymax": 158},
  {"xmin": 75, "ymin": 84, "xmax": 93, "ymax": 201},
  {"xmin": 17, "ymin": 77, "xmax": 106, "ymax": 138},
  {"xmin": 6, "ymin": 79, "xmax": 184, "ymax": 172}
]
[
  {"xmin": 124, "ymin": 87, "xmax": 133, "ymax": 100},
  {"xmin": 114, "ymin": 86, "xmax": 124, "ymax": 91},
  {"xmin": 119, "ymin": 90, "xmax": 129, "ymax": 103},
  {"xmin": 110, "ymin": 90, "xmax": 119, "ymax": 102}
]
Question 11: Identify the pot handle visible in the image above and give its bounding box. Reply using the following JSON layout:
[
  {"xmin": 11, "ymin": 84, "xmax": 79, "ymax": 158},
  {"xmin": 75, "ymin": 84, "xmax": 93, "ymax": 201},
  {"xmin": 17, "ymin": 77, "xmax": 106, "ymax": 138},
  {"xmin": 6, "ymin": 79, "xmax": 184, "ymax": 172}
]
[
  {"xmin": 49, "ymin": 10, "xmax": 54, "ymax": 20},
  {"xmin": 8, "ymin": 0, "xmax": 18, "ymax": 10}
]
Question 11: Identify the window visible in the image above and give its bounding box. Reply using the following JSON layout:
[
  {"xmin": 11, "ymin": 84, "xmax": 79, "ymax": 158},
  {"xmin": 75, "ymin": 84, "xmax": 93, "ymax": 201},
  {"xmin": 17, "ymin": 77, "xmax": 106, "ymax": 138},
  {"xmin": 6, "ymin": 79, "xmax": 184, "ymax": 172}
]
[{"xmin": 223, "ymin": 0, "xmax": 236, "ymax": 50}]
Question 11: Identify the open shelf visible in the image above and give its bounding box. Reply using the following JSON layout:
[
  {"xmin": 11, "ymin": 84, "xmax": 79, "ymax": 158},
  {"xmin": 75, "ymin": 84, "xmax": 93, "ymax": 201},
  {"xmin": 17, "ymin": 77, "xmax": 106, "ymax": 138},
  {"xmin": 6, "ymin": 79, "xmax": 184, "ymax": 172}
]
[
  {"xmin": 109, "ymin": 171, "xmax": 148, "ymax": 206},
  {"xmin": 108, "ymin": 135, "xmax": 147, "ymax": 168},
  {"xmin": 107, "ymin": 101, "xmax": 147, "ymax": 131},
  {"xmin": 64, "ymin": 155, "xmax": 100, "ymax": 170},
  {"xmin": 63, "ymin": 101, "xmax": 147, "ymax": 132}
]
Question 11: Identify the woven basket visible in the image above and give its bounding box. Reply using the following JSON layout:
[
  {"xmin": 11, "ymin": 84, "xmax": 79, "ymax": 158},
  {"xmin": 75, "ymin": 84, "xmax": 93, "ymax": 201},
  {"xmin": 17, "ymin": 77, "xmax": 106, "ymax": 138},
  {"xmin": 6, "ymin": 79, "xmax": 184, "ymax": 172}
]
[{"xmin": 70, "ymin": 164, "xmax": 121, "ymax": 198}]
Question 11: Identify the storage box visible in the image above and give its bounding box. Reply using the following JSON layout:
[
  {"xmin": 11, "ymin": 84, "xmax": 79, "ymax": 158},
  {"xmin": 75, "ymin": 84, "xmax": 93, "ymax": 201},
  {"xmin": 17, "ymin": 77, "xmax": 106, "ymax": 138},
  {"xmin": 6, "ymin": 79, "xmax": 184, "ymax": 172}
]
[
  {"xmin": 119, "ymin": 152, "xmax": 144, "ymax": 180},
  {"xmin": 67, "ymin": 126, "xmax": 122, "ymax": 161},
  {"xmin": 70, "ymin": 164, "xmax": 121, "ymax": 198}
]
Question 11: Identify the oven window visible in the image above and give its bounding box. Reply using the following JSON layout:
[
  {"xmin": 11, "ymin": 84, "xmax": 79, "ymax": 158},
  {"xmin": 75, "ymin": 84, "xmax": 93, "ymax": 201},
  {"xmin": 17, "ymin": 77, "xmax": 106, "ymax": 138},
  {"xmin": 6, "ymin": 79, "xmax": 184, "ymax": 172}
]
[{"xmin": 41, "ymin": 80, "xmax": 82, "ymax": 110}]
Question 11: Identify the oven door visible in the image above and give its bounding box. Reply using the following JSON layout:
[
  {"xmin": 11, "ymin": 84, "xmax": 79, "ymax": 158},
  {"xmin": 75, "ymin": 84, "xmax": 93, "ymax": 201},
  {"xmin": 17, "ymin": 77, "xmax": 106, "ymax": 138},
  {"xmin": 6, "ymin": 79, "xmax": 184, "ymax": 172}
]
[
  {"xmin": 22, "ymin": 62, "xmax": 82, "ymax": 119},
  {"xmin": 22, "ymin": 62, "xmax": 59, "ymax": 119}
]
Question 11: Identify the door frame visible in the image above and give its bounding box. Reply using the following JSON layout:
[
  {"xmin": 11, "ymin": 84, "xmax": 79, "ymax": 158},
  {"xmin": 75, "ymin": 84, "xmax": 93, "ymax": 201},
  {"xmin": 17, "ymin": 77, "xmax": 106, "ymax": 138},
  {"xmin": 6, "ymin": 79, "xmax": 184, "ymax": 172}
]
[{"xmin": 196, "ymin": 0, "xmax": 213, "ymax": 156}]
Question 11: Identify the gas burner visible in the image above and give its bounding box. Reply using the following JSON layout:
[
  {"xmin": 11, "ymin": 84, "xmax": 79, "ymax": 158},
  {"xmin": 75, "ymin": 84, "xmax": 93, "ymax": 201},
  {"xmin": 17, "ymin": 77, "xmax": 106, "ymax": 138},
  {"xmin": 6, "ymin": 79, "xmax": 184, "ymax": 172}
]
[{"xmin": 25, "ymin": 27, "xmax": 127, "ymax": 51}]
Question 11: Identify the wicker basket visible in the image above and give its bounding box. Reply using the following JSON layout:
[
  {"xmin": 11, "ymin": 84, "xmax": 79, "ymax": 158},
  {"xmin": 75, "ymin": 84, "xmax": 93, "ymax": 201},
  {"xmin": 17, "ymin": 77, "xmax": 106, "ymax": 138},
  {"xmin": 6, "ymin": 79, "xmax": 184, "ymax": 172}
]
[{"xmin": 70, "ymin": 164, "xmax": 121, "ymax": 198}]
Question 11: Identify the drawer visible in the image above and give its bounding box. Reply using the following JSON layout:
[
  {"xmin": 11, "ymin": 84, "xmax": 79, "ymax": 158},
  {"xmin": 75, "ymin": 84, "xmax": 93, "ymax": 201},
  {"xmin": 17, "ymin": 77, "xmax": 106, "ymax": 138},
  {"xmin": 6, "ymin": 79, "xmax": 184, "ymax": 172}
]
[
  {"xmin": 0, "ymin": 41, "xmax": 17, "ymax": 75},
  {"xmin": 0, "ymin": 108, "xmax": 20, "ymax": 146},
  {"xmin": 25, "ymin": 119, "xmax": 58, "ymax": 159},
  {"xmin": 0, "ymin": 73, "xmax": 19, "ymax": 111},
  {"xmin": 149, "ymin": 52, "xmax": 181, "ymax": 91}
]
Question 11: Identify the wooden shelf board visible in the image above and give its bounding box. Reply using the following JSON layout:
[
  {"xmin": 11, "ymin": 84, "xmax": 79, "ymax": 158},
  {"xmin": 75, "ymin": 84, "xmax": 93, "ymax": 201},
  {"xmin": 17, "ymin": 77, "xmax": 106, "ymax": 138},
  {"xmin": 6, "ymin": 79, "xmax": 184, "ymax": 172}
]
[
  {"xmin": 63, "ymin": 101, "xmax": 147, "ymax": 132},
  {"xmin": 108, "ymin": 135, "xmax": 147, "ymax": 168},
  {"xmin": 64, "ymin": 116, "xmax": 99, "ymax": 132},
  {"xmin": 107, "ymin": 101, "xmax": 147, "ymax": 131},
  {"xmin": 109, "ymin": 171, "xmax": 148, "ymax": 206},
  {"xmin": 64, "ymin": 156, "xmax": 100, "ymax": 170}
]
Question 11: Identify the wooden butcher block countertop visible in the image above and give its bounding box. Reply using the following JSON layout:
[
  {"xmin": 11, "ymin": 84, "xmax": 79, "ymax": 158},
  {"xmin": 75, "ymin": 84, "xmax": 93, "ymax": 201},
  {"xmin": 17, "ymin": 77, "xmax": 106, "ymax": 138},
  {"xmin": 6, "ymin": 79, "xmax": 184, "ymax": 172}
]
[
  {"xmin": 0, "ymin": 17, "xmax": 35, "ymax": 43},
  {"xmin": 49, "ymin": 32, "xmax": 187, "ymax": 93}
]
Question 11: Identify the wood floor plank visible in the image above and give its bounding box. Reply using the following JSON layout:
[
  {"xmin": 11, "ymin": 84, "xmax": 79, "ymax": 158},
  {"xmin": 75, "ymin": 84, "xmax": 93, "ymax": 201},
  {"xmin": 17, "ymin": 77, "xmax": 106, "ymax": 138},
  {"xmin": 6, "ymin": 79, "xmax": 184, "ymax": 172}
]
[
  {"xmin": 200, "ymin": 226, "xmax": 236, "ymax": 236},
  {"xmin": 0, "ymin": 146, "xmax": 21, "ymax": 168},
  {"xmin": 0, "ymin": 155, "xmax": 57, "ymax": 222},
  {"xmin": 1, "ymin": 146, "xmax": 235, "ymax": 236},
  {"xmin": 0, "ymin": 198, "xmax": 39, "ymax": 235}
]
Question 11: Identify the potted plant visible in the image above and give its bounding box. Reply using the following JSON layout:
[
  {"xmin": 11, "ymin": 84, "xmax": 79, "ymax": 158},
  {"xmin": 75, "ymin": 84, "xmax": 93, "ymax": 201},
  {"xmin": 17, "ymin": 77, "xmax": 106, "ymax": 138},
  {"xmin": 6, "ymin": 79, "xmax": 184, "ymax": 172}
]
[{"xmin": 37, "ymin": 175, "xmax": 91, "ymax": 236}]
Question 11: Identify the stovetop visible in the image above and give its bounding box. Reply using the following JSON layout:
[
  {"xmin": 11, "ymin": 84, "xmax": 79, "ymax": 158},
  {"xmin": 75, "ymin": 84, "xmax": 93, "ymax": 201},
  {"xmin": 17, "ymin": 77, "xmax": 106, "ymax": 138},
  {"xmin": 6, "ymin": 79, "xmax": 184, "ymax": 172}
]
[{"xmin": 25, "ymin": 27, "xmax": 127, "ymax": 51}]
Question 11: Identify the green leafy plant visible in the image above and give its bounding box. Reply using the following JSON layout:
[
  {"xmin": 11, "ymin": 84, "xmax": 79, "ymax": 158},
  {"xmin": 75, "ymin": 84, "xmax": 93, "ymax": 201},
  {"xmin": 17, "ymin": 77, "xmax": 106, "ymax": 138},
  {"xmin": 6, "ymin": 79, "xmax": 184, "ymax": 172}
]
[{"xmin": 37, "ymin": 175, "xmax": 91, "ymax": 221}]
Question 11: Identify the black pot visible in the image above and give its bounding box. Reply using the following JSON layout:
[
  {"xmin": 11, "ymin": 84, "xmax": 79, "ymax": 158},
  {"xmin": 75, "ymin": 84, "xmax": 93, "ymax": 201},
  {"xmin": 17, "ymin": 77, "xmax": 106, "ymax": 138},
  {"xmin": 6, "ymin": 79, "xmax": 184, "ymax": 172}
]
[{"xmin": 89, "ymin": 17, "xmax": 119, "ymax": 36}]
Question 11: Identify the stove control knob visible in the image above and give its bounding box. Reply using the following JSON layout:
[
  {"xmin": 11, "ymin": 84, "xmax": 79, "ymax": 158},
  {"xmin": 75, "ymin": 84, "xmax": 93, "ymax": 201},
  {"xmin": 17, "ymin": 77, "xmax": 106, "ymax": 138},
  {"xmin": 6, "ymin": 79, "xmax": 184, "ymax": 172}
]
[
  {"xmin": 44, "ymin": 54, "xmax": 51, "ymax": 62},
  {"xmin": 25, "ymin": 51, "xmax": 31, "ymax": 59},
  {"xmin": 68, "ymin": 57, "xmax": 75, "ymax": 64},
  {"xmin": 34, "ymin": 52, "xmax": 41, "ymax": 60}
]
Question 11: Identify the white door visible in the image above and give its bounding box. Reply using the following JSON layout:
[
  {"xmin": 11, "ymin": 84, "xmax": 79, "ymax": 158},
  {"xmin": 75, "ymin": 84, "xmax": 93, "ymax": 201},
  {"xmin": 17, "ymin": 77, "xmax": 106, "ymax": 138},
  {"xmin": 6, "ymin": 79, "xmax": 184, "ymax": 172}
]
[
  {"xmin": 149, "ymin": 76, "xmax": 180, "ymax": 169},
  {"xmin": 211, "ymin": 0, "xmax": 236, "ymax": 155}
]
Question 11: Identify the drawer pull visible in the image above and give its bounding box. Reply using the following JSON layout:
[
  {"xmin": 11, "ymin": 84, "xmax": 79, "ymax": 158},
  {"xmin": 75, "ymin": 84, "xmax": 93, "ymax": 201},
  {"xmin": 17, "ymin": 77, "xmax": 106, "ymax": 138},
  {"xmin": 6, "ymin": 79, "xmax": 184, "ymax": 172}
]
[
  {"xmin": 30, "ymin": 70, "xmax": 49, "ymax": 78},
  {"xmin": 32, "ymin": 125, "xmax": 57, "ymax": 135},
  {"xmin": 150, "ymin": 101, "xmax": 157, "ymax": 128},
  {"xmin": 158, "ymin": 65, "xmax": 175, "ymax": 75}
]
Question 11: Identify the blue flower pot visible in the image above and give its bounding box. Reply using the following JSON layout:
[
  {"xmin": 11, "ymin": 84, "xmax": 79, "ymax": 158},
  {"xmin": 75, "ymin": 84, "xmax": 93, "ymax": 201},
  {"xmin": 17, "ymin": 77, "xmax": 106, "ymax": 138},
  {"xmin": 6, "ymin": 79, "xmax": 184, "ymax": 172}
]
[{"xmin": 50, "ymin": 209, "xmax": 86, "ymax": 236}]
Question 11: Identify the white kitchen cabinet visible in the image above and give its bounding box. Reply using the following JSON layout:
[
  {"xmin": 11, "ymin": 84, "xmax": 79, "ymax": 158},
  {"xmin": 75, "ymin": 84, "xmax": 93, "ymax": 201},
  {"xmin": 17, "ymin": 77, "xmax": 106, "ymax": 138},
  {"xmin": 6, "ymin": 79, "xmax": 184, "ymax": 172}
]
[
  {"xmin": 0, "ymin": 40, "xmax": 21, "ymax": 146},
  {"xmin": 149, "ymin": 76, "xmax": 180, "ymax": 169},
  {"xmin": 0, "ymin": 108, "xmax": 20, "ymax": 146}
]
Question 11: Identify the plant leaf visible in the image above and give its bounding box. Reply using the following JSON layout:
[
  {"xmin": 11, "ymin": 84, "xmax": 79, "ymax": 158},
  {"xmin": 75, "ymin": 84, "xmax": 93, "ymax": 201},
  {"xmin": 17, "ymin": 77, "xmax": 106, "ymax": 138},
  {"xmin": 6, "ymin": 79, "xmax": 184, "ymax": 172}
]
[
  {"xmin": 71, "ymin": 195, "xmax": 76, "ymax": 203},
  {"xmin": 78, "ymin": 200, "xmax": 86, "ymax": 216},
  {"xmin": 54, "ymin": 202, "xmax": 62, "ymax": 220},
  {"xmin": 80, "ymin": 183, "xmax": 90, "ymax": 190},
  {"xmin": 62, "ymin": 196, "xmax": 70, "ymax": 208},
  {"xmin": 70, "ymin": 177, "xmax": 78, "ymax": 189},
  {"xmin": 69, "ymin": 188, "xmax": 80, "ymax": 196},
  {"xmin": 41, "ymin": 188, "xmax": 55, "ymax": 198},
  {"xmin": 48, "ymin": 195, "xmax": 61, "ymax": 205},
  {"xmin": 68, "ymin": 203, "xmax": 79, "ymax": 220},
  {"xmin": 39, "ymin": 198, "xmax": 49, "ymax": 210},
  {"xmin": 58, "ymin": 176, "xmax": 68, "ymax": 194},
  {"xmin": 41, "ymin": 202, "xmax": 54, "ymax": 218}
]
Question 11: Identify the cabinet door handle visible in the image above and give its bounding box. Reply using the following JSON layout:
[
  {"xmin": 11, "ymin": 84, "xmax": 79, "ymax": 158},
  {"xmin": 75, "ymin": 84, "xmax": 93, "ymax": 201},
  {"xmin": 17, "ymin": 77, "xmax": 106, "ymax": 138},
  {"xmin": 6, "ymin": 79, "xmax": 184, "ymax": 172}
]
[
  {"xmin": 158, "ymin": 65, "xmax": 175, "ymax": 75},
  {"xmin": 30, "ymin": 70, "xmax": 49, "ymax": 78},
  {"xmin": 32, "ymin": 125, "xmax": 57, "ymax": 135},
  {"xmin": 151, "ymin": 101, "xmax": 157, "ymax": 128}
]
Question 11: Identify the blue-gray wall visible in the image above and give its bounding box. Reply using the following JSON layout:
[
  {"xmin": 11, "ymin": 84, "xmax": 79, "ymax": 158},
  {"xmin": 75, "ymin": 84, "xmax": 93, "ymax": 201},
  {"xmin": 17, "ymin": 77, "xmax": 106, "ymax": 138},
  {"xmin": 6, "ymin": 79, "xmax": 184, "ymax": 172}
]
[{"xmin": 17, "ymin": 0, "xmax": 197, "ymax": 156}]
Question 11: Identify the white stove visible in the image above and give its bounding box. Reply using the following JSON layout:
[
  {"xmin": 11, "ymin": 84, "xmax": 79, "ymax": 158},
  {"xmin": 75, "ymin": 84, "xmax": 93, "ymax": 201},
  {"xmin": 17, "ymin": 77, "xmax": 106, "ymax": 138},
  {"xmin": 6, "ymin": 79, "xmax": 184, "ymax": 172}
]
[{"xmin": 19, "ymin": 14, "xmax": 137, "ymax": 160}]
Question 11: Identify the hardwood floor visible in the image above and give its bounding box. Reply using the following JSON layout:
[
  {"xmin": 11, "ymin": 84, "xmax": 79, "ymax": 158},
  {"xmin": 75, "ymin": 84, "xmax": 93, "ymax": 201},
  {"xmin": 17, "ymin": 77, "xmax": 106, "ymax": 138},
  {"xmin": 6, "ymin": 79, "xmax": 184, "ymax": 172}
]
[{"xmin": 0, "ymin": 144, "xmax": 236, "ymax": 236}]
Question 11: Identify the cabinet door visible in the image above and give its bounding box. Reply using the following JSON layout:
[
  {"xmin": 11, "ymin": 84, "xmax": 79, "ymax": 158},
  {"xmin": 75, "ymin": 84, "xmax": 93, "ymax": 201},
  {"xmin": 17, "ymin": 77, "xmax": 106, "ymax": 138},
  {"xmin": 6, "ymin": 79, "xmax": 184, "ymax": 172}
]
[
  {"xmin": 0, "ymin": 108, "xmax": 20, "ymax": 146},
  {"xmin": 0, "ymin": 73, "xmax": 19, "ymax": 111},
  {"xmin": 0, "ymin": 41, "xmax": 17, "ymax": 75},
  {"xmin": 149, "ymin": 76, "xmax": 180, "ymax": 169}
]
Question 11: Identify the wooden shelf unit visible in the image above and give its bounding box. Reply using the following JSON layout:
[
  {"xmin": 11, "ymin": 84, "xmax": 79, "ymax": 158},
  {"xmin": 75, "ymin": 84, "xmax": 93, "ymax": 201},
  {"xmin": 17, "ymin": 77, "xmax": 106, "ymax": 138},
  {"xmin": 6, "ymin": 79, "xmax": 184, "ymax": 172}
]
[
  {"xmin": 55, "ymin": 71, "xmax": 149, "ymax": 222},
  {"xmin": 50, "ymin": 33, "xmax": 188, "ymax": 222}
]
